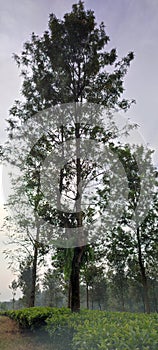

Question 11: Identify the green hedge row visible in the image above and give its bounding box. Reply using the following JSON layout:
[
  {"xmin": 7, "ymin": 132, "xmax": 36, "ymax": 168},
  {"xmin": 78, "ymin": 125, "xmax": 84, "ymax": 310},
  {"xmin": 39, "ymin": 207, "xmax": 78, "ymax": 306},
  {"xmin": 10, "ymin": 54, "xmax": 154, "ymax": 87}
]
[
  {"xmin": 2, "ymin": 307, "xmax": 158, "ymax": 349},
  {"xmin": 46, "ymin": 310, "xmax": 158, "ymax": 350},
  {"xmin": 1, "ymin": 306, "xmax": 70, "ymax": 330}
]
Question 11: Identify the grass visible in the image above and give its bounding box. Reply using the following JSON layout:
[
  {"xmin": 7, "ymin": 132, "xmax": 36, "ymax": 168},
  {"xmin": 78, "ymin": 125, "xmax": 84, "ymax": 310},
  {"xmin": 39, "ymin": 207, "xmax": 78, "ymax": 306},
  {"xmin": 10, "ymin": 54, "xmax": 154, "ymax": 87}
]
[{"xmin": 0, "ymin": 316, "xmax": 56, "ymax": 350}]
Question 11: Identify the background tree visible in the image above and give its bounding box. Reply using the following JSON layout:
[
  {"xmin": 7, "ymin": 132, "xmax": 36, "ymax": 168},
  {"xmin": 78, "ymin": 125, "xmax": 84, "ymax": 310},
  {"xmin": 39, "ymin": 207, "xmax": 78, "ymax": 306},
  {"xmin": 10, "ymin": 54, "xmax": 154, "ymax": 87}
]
[
  {"xmin": 100, "ymin": 145, "xmax": 158, "ymax": 313},
  {"xmin": 9, "ymin": 279, "xmax": 18, "ymax": 310},
  {"xmin": 3, "ymin": 180, "xmax": 52, "ymax": 307},
  {"xmin": 17, "ymin": 257, "xmax": 32, "ymax": 307},
  {"xmin": 51, "ymin": 248, "xmax": 74, "ymax": 308},
  {"xmin": 17, "ymin": 256, "xmax": 39, "ymax": 307},
  {"xmin": 82, "ymin": 264, "xmax": 107, "ymax": 310},
  {"xmin": 42, "ymin": 268, "xmax": 65, "ymax": 307}
]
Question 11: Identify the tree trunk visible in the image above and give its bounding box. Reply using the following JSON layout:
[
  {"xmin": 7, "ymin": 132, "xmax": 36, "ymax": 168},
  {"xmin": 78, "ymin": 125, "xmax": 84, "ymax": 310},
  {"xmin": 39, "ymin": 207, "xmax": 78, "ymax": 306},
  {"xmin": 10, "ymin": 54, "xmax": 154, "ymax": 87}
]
[
  {"xmin": 70, "ymin": 115, "xmax": 84, "ymax": 312},
  {"xmin": 120, "ymin": 292, "xmax": 125, "ymax": 312},
  {"xmin": 29, "ymin": 243, "xmax": 38, "ymax": 307},
  {"xmin": 152, "ymin": 281, "xmax": 158, "ymax": 312},
  {"xmin": 142, "ymin": 294, "xmax": 145, "ymax": 313},
  {"xmin": 70, "ymin": 246, "xmax": 84, "ymax": 312},
  {"xmin": 86, "ymin": 282, "xmax": 89, "ymax": 309},
  {"xmin": 142, "ymin": 274, "xmax": 150, "ymax": 314},
  {"xmin": 98, "ymin": 302, "xmax": 101, "ymax": 311},
  {"xmin": 136, "ymin": 227, "xmax": 150, "ymax": 313},
  {"xmin": 68, "ymin": 279, "xmax": 72, "ymax": 308},
  {"xmin": 91, "ymin": 286, "xmax": 94, "ymax": 310},
  {"xmin": 120, "ymin": 282, "xmax": 125, "ymax": 312},
  {"xmin": 29, "ymin": 215, "xmax": 40, "ymax": 307}
]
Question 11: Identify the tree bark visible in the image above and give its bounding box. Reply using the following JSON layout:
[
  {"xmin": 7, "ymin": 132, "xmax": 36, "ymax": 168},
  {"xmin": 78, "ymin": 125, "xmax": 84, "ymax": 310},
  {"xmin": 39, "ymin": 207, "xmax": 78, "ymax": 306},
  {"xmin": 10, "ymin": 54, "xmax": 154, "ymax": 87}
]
[
  {"xmin": 29, "ymin": 214, "xmax": 40, "ymax": 307},
  {"xmin": 120, "ymin": 290, "xmax": 125, "ymax": 312},
  {"xmin": 29, "ymin": 242, "xmax": 38, "ymax": 307},
  {"xmin": 136, "ymin": 227, "xmax": 150, "ymax": 313},
  {"xmin": 70, "ymin": 246, "xmax": 84, "ymax": 312},
  {"xmin": 152, "ymin": 281, "xmax": 158, "ymax": 312},
  {"xmin": 120, "ymin": 279, "xmax": 125, "ymax": 311},
  {"xmin": 68, "ymin": 279, "xmax": 72, "ymax": 308},
  {"xmin": 91, "ymin": 286, "xmax": 94, "ymax": 310},
  {"xmin": 70, "ymin": 114, "xmax": 84, "ymax": 312},
  {"xmin": 86, "ymin": 282, "xmax": 89, "ymax": 309}
]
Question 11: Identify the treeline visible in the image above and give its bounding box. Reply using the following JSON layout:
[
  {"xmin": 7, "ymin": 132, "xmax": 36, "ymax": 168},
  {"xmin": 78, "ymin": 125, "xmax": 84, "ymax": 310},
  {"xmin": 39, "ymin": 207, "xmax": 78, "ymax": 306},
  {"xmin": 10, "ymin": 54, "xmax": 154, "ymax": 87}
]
[{"xmin": 6, "ymin": 263, "xmax": 158, "ymax": 313}]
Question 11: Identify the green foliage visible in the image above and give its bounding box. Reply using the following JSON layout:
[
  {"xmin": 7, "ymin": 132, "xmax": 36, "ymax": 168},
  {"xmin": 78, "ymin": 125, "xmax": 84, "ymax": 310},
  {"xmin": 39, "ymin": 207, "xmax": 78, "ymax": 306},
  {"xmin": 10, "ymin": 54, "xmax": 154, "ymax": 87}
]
[
  {"xmin": 73, "ymin": 312, "xmax": 158, "ymax": 349},
  {"xmin": 9, "ymin": 0, "xmax": 134, "ymax": 121},
  {"xmin": 42, "ymin": 268, "xmax": 65, "ymax": 307},
  {"xmin": 2, "ymin": 306, "xmax": 70, "ymax": 330},
  {"xmin": 3, "ymin": 307, "xmax": 158, "ymax": 349},
  {"xmin": 46, "ymin": 310, "xmax": 158, "ymax": 350},
  {"xmin": 17, "ymin": 257, "xmax": 34, "ymax": 306}
]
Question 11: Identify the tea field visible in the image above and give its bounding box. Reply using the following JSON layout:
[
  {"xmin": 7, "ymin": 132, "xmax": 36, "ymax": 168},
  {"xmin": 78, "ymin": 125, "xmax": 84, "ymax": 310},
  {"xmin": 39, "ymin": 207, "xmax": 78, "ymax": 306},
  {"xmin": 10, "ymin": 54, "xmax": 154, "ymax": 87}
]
[{"xmin": 1, "ymin": 307, "xmax": 158, "ymax": 349}]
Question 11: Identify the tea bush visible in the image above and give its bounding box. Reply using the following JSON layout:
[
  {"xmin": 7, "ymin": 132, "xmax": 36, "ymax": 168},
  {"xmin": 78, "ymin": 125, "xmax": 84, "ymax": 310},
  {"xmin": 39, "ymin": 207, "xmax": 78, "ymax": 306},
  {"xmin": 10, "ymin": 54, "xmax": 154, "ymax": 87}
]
[
  {"xmin": 2, "ymin": 307, "xmax": 158, "ymax": 349},
  {"xmin": 71, "ymin": 311, "xmax": 158, "ymax": 350},
  {"xmin": 2, "ymin": 306, "xmax": 70, "ymax": 330},
  {"xmin": 46, "ymin": 310, "xmax": 158, "ymax": 350}
]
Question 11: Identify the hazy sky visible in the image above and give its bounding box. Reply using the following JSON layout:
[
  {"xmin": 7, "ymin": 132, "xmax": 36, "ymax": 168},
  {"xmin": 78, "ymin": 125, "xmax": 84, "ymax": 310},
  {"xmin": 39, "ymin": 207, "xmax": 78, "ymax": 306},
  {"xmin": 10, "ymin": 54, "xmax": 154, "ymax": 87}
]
[{"xmin": 0, "ymin": 0, "xmax": 158, "ymax": 301}]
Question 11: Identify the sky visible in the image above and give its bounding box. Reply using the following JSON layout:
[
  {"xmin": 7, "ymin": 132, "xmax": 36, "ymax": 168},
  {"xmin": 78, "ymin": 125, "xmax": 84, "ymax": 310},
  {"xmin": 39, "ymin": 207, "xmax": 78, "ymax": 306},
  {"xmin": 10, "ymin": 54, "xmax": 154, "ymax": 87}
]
[{"xmin": 0, "ymin": 0, "xmax": 158, "ymax": 301}]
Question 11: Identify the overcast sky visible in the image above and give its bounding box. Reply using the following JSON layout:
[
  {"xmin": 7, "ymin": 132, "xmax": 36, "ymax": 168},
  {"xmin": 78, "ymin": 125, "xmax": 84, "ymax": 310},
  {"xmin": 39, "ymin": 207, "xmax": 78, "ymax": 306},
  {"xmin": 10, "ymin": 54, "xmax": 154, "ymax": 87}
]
[{"xmin": 0, "ymin": 0, "xmax": 158, "ymax": 301}]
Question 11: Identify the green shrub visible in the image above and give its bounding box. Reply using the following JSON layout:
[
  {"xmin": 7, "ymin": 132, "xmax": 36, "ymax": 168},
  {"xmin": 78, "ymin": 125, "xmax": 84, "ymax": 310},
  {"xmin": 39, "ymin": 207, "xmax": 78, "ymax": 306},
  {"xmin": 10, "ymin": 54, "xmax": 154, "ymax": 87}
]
[
  {"xmin": 2, "ymin": 307, "xmax": 70, "ymax": 330},
  {"xmin": 72, "ymin": 311, "xmax": 158, "ymax": 350},
  {"xmin": 3, "ymin": 307, "xmax": 158, "ymax": 349},
  {"xmin": 46, "ymin": 310, "xmax": 158, "ymax": 350}
]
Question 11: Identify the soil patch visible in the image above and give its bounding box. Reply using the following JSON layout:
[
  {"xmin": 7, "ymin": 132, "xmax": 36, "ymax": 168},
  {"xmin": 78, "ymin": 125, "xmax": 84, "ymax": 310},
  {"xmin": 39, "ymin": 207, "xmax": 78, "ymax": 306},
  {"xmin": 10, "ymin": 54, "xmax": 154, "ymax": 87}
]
[{"xmin": 0, "ymin": 316, "xmax": 54, "ymax": 350}]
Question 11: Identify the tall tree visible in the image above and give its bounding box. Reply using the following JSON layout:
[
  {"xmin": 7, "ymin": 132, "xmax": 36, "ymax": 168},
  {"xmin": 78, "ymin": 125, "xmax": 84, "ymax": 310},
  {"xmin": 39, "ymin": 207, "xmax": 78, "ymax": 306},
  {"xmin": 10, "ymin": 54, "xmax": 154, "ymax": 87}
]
[{"xmin": 5, "ymin": 1, "xmax": 134, "ymax": 312}]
